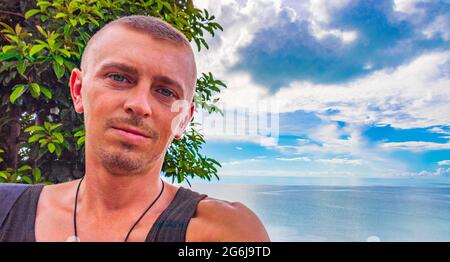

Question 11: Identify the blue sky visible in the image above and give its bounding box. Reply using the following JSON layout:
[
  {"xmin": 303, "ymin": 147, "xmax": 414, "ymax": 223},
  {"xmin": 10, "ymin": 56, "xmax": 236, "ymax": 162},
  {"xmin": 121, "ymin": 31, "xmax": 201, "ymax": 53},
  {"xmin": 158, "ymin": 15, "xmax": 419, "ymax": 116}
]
[{"xmin": 194, "ymin": 0, "xmax": 450, "ymax": 180}]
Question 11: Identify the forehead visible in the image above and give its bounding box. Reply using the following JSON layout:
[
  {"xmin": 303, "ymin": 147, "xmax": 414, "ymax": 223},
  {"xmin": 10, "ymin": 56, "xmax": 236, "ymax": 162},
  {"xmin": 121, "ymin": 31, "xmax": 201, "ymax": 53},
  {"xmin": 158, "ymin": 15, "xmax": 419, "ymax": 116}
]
[{"xmin": 86, "ymin": 26, "xmax": 195, "ymax": 93}]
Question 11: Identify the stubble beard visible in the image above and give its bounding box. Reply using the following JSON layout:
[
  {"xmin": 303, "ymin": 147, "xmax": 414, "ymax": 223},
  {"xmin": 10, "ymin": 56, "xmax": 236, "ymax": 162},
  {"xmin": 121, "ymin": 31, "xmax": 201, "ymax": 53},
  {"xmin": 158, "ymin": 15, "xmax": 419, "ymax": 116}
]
[
  {"xmin": 97, "ymin": 115, "xmax": 161, "ymax": 176},
  {"xmin": 98, "ymin": 141, "xmax": 149, "ymax": 176}
]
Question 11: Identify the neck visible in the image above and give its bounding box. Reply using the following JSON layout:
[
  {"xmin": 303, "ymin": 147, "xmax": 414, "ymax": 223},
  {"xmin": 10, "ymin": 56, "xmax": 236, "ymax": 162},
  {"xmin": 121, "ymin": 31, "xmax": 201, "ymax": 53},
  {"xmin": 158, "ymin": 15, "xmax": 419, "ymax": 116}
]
[{"xmin": 79, "ymin": 157, "xmax": 165, "ymax": 218}]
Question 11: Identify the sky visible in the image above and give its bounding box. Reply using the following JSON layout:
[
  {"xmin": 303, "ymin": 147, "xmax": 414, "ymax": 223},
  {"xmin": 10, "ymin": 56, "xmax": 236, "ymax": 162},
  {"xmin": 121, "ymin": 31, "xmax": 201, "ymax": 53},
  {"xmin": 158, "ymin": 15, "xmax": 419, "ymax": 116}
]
[{"xmin": 191, "ymin": 0, "xmax": 450, "ymax": 180}]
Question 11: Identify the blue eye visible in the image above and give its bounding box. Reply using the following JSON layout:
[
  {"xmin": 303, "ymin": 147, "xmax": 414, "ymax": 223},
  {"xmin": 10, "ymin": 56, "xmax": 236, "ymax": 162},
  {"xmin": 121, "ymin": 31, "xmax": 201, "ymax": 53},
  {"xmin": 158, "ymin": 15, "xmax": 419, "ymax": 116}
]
[
  {"xmin": 157, "ymin": 88, "xmax": 175, "ymax": 98},
  {"xmin": 109, "ymin": 73, "xmax": 127, "ymax": 82}
]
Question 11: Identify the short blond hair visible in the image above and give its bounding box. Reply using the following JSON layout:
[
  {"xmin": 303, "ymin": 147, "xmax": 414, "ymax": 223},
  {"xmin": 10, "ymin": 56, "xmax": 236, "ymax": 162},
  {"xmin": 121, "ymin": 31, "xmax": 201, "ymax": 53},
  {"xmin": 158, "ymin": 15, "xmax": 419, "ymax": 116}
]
[{"xmin": 80, "ymin": 15, "xmax": 196, "ymax": 79}]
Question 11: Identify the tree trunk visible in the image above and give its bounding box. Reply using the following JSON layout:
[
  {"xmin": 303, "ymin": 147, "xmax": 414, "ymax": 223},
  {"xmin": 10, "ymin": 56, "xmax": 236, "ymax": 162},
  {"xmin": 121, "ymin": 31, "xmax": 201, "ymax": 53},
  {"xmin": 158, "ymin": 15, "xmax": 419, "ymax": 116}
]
[{"xmin": 7, "ymin": 105, "xmax": 21, "ymax": 170}]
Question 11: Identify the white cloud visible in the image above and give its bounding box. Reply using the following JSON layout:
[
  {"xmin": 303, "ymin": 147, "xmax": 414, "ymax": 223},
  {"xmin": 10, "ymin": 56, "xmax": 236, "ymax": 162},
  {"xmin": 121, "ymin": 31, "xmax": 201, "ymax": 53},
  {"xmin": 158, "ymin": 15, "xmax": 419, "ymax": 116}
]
[
  {"xmin": 315, "ymin": 158, "xmax": 364, "ymax": 165},
  {"xmin": 393, "ymin": 0, "xmax": 430, "ymax": 14},
  {"xmin": 310, "ymin": 22, "xmax": 358, "ymax": 43},
  {"xmin": 271, "ymin": 51, "xmax": 450, "ymax": 129},
  {"xmin": 308, "ymin": 0, "xmax": 351, "ymax": 24},
  {"xmin": 204, "ymin": 52, "xmax": 450, "ymax": 134},
  {"xmin": 427, "ymin": 127, "xmax": 450, "ymax": 135},
  {"xmin": 205, "ymin": 134, "xmax": 279, "ymax": 148},
  {"xmin": 235, "ymin": 146, "xmax": 243, "ymax": 150},
  {"xmin": 195, "ymin": 2, "xmax": 450, "ymax": 131},
  {"xmin": 193, "ymin": 1, "xmax": 450, "ymax": 177},
  {"xmin": 218, "ymin": 168, "xmax": 364, "ymax": 177},
  {"xmin": 362, "ymin": 166, "xmax": 450, "ymax": 177},
  {"xmin": 211, "ymin": 72, "xmax": 271, "ymax": 108},
  {"xmin": 306, "ymin": 0, "xmax": 358, "ymax": 44},
  {"xmin": 222, "ymin": 158, "xmax": 259, "ymax": 166},
  {"xmin": 380, "ymin": 141, "xmax": 450, "ymax": 152},
  {"xmin": 275, "ymin": 156, "xmax": 312, "ymax": 162},
  {"xmin": 255, "ymin": 155, "xmax": 268, "ymax": 159},
  {"xmin": 194, "ymin": 0, "xmax": 282, "ymax": 76},
  {"xmin": 416, "ymin": 167, "xmax": 450, "ymax": 177},
  {"xmin": 423, "ymin": 15, "xmax": 450, "ymax": 41},
  {"xmin": 437, "ymin": 160, "xmax": 450, "ymax": 166}
]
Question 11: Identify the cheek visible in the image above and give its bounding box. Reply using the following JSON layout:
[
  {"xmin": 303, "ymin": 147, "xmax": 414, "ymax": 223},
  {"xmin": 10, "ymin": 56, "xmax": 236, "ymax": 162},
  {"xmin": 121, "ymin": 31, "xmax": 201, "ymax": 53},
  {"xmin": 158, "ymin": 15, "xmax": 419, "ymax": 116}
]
[
  {"xmin": 153, "ymin": 109, "xmax": 179, "ymax": 138},
  {"xmin": 84, "ymin": 92, "xmax": 121, "ymax": 127}
]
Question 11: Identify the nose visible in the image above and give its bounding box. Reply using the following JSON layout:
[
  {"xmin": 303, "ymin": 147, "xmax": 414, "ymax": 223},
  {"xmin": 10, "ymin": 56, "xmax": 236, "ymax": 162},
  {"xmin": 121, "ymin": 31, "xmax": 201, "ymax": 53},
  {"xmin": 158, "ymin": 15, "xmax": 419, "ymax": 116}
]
[{"xmin": 123, "ymin": 84, "xmax": 152, "ymax": 118}]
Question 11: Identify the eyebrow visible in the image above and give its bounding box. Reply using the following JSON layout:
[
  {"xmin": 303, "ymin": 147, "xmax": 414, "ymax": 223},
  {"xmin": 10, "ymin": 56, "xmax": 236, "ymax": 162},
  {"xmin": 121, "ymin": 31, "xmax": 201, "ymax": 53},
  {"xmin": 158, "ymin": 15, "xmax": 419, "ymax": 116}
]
[
  {"xmin": 98, "ymin": 62, "xmax": 139, "ymax": 76},
  {"xmin": 97, "ymin": 62, "xmax": 186, "ymax": 98},
  {"xmin": 153, "ymin": 75, "xmax": 185, "ymax": 98}
]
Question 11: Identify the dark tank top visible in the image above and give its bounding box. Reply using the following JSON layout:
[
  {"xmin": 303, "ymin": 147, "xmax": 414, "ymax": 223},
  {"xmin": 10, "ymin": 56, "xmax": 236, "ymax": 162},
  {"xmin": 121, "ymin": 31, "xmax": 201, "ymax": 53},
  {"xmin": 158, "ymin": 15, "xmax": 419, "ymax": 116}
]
[{"xmin": 0, "ymin": 184, "xmax": 207, "ymax": 242}]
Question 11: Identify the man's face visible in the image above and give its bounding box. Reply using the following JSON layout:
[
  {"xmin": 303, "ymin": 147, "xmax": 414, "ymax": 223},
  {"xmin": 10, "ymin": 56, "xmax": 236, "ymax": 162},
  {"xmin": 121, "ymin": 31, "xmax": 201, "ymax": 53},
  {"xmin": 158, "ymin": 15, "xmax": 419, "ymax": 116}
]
[{"xmin": 70, "ymin": 25, "xmax": 195, "ymax": 175}]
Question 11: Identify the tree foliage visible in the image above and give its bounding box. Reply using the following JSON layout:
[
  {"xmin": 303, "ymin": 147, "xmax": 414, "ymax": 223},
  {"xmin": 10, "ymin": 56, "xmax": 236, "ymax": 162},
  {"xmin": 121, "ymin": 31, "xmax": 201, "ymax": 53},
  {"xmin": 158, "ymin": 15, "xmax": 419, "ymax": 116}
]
[{"xmin": 0, "ymin": 0, "xmax": 225, "ymax": 185}]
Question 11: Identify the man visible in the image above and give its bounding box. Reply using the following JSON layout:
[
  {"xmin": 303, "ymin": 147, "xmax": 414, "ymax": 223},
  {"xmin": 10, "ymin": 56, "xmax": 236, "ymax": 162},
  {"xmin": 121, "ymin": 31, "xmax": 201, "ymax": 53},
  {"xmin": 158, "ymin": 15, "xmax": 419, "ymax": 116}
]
[{"xmin": 0, "ymin": 15, "xmax": 270, "ymax": 242}]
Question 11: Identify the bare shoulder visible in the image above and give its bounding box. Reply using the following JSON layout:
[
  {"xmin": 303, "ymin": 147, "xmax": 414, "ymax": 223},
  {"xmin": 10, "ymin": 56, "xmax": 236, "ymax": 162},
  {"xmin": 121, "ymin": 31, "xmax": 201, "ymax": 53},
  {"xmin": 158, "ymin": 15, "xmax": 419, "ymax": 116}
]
[
  {"xmin": 39, "ymin": 180, "xmax": 79, "ymax": 210},
  {"xmin": 187, "ymin": 197, "xmax": 270, "ymax": 242}
]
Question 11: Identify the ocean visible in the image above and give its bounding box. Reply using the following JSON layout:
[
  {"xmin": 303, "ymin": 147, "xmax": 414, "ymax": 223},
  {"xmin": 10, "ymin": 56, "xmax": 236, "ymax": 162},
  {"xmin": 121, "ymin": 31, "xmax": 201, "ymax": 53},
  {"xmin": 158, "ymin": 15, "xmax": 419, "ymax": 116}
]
[{"xmin": 188, "ymin": 176, "xmax": 450, "ymax": 242}]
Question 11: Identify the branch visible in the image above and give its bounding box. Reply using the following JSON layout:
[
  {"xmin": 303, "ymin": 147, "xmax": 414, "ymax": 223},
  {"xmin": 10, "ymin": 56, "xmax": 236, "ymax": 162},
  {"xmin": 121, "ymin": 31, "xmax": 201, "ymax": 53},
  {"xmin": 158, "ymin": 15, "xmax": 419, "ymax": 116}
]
[{"xmin": 0, "ymin": 10, "xmax": 24, "ymax": 18}]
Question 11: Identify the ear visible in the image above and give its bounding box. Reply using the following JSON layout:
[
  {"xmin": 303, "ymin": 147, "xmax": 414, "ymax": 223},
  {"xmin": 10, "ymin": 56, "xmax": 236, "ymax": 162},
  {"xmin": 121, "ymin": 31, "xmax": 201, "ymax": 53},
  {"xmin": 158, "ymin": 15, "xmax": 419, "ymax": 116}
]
[
  {"xmin": 174, "ymin": 102, "xmax": 195, "ymax": 140},
  {"xmin": 70, "ymin": 68, "xmax": 84, "ymax": 113}
]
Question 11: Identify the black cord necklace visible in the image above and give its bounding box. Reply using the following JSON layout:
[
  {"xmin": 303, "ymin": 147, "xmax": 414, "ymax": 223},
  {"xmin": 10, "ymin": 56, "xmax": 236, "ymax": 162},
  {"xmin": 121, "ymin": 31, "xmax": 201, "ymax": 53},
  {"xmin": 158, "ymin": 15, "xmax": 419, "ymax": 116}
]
[{"xmin": 72, "ymin": 176, "xmax": 165, "ymax": 242}]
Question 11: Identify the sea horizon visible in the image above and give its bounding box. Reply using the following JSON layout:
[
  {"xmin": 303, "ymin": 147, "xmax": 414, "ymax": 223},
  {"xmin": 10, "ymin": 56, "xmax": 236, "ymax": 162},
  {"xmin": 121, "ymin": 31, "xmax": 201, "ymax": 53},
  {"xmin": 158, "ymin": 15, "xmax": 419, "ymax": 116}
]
[{"xmin": 186, "ymin": 175, "xmax": 450, "ymax": 242}]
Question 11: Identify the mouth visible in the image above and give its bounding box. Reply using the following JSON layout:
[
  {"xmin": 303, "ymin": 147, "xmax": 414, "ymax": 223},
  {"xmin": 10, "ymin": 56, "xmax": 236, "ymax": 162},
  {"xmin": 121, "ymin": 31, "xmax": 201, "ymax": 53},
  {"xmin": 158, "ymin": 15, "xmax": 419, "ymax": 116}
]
[{"xmin": 111, "ymin": 126, "xmax": 151, "ymax": 140}]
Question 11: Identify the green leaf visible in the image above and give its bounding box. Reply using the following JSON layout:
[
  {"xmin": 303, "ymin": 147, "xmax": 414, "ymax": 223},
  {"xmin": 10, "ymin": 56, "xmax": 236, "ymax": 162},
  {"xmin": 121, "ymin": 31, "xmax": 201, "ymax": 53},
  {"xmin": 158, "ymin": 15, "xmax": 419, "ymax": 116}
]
[
  {"xmin": 69, "ymin": 18, "xmax": 77, "ymax": 27},
  {"xmin": 37, "ymin": 1, "xmax": 51, "ymax": 8},
  {"xmin": 30, "ymin": 83, "xmax": 40, "ymax": 98},
  {"xmin": 200, "ymin": 38, "xmax": 209, "ymax": 49},
  {"xmin": 18, "ymin": 165, "xmax": 32, "ymax": 172},
  {"xmin": 32, "ymin": 168, "xmax": 42, "ymax": 182},
  {"xmin": 58, "ymin": 49, "xmax": 71, "ymax": 58},
  {"xmin": 50, "ymin": 123, "xmax": 62, "ymax": 131},
  {"xmin": 55, "ymin": 13, "xmax": 67, "ymax": 19},
  {"xmin": 28, "ymin": 133, "xmax": 46, "ymax": 143},
  {"xmin": 74, "ymin": 130, "xmax": 85, "ymax": 137},
  {"xmin": 193, "ymin": 38, "xmax": 201, "ymax": 52},
  {"xmin": 53, "ymin": 61, "xmax": 65, "ymax": 79},
  {"xmin": 39, "ymin": 139, "xmax": 48, "ymax": 147},
  {"xmin": 4, "ymin": 35, "xmax": 19, "ymax": 44},
  {"xmin": 53, "ymin": 132, "xmax": 64, "ymax": 143},
  {"xmin": 25, "ymin": 9, "xmax": 41, "ymax": 19},
  {"xmin": 0, "ymin": 172, "xmax": 8, "ymax": 180},
  {"xmin": 15, "ymin": 23, "xmax": 22, "ymax": 35},
  {"xmin": 77, "ymin": 136, "xmax": 85, "ymax": 147},
  {"xmin": 44, "ymin": 121, "xmax": 51, "ymax": 130},
  {"xmin": 36, "ymin": 25, "xmax": 47, "ymax": 37},
  {"xmin": 29, "ymin": 44, "xmax": 46, "ymax": 56},
  {"xmin": 21, "ymin": 176, "xmax": 33, "ymax": 184},
  {"xmin": 48, "ymin": 143, "xmax": 56, "ymax": 153},
  {"xmin": 10, "ymin": 172, "xmax": 19, "ymax": 182},
  {"xmin": 63, "ymin": 60, "xmax": 76, "ymax": 71},
  {"xmin": 0, "ymin": 22, "xmax": 15, "ymax": 33},
  {"xmin": 16, "ymin": 60, "xmax": 27, "ymax": 75},
  {"xmin": 161, "ymin": 1, "xmax": 173, "ymax": 12},
  {"xmin": 55, "ymin": 144, "xmax": 62, "ymax": 157},
  {"xmin": 9, "ymin": 84, "xmax": 27, "ymax": 104},
  {"xmin": 79, "ymin": 17, "xmax": 86, "ymax": 25},
  {"xmin": 63, "ymin": 24, "xmax": 71, "ymax": 37},
  {"xmin": 2, "ymin": 45, "xmax": 15, "ymax": 54},
  {"xmin": 78, "ymin": 30, "xmax": 91, "ymax": 44},
  {"xmin": 210, "ymin": 86, "xmax": 220, "ymax": 92},
  {"xmin": 40, "ymin": 86, "xmax": 52, "ymax": 99},
  {"xmin": 92, "ymin": 9, "xmax": 103, "ymax": 19},
  {"xmin": 53, "ymin": 55, "xmax": 64, "ymax": 65},
  {"xmin": 24, "ymin": 125, "xmax": 45, "ymax": 133},
  {"xmin": 165, "ymin": 167, "xmax": 176, "ymax": 173},
  {"xmin": 0, "ymin": 52, "xmax": 18, "ymax": 61},
  {"xmin": 87, "ymin": 17, "xmax": 100, "ymax": 27}
]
